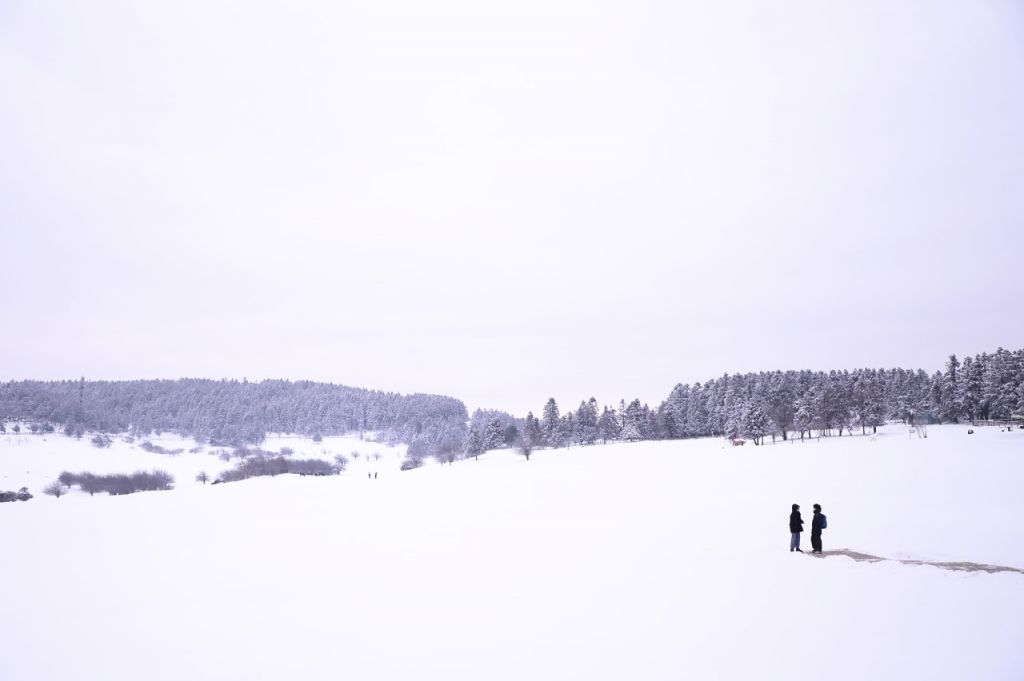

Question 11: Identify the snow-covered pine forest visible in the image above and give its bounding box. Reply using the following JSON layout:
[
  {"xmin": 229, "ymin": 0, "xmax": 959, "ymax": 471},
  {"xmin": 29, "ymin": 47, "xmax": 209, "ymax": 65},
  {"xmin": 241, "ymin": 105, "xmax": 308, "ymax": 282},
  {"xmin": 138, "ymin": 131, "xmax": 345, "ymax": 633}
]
[
  {"xmin": 0, "ymin": 379, "xmax": 468, "ymax": 454},
  {"xmin": 2, "ymin": 348, "xmax": 1021, "ymax": 459},
  {"xmin": 468, "ymin": 347, "xmax": 1024, "ymax": 453}
]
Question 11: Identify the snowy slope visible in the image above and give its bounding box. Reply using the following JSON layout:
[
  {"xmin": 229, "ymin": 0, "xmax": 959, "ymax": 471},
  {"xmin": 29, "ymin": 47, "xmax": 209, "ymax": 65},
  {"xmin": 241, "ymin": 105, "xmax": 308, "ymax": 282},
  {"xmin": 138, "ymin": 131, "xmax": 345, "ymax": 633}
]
[{"xmin": 1, "ymin": 424, "xmax": 1022, "ymax": 680}]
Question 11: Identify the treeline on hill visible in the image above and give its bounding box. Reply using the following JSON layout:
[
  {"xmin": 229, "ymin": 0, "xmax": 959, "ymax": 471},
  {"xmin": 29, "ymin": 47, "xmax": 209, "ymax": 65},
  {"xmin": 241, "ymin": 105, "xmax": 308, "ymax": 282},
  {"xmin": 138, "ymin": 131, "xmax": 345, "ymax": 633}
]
[
  {"xmin": 463, "ymin": 347, "xmax": 1024, "ymax": 455},
  {"xmin": 0, "ymin": 379, "xmax": 468, "ymax": 453}
]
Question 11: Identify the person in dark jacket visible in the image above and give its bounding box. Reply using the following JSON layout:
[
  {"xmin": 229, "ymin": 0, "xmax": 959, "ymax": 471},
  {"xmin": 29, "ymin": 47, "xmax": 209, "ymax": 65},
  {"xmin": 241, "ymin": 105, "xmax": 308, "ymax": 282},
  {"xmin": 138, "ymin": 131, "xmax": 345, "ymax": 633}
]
[
  {"xmin": 789, "ymin": 504, "xmax": 804, "ymax": 552},
  {"xmin": 811, "ymin": 503, "xmax": 825, "ymax": 553}
]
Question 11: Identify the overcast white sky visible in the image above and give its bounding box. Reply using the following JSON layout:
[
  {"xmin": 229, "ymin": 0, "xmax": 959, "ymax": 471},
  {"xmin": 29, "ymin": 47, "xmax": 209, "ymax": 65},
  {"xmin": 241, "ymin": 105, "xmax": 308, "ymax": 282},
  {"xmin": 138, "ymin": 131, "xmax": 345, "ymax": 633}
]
[{"xmin": 2, "ymin": 0, "xmax": 1022, "ymax": 415}]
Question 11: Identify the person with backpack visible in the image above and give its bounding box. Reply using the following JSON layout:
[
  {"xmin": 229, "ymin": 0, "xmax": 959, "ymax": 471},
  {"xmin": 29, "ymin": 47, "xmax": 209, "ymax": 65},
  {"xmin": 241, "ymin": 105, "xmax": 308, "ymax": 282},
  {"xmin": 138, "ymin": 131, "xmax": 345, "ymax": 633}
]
[
  {"xmin": 789, "ymin": 504, "xmax": 804, "ymax": 552},
  {"xmin": 811, "ymin": 503, "xmax": 827, "ymax": 553}
]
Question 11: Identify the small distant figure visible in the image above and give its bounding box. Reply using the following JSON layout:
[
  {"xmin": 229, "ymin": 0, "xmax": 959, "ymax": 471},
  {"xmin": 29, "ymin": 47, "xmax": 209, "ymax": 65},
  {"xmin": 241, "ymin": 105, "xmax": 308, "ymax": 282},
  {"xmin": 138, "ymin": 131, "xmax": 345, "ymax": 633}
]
[
  {"xmin": 367, "ymin": 472, "xmax": 371, "ymax": 480},
  {"xmin": 811, "ymin": 503, "xmax": 827, "ymax": 554},
  {"xmin": 790, "ymin": 503, "xmax": 804, "ymax": 552},
  {"xmin": 374, "ymin": 471, "xmax": 377, "ymax": 479},
  {"xmin": 730, "ymin": 438, "xmax": 746, "ymax": 447},
  {"xmin": 967, "ymin": 429, "xmax": 974, "ymax": 435}
]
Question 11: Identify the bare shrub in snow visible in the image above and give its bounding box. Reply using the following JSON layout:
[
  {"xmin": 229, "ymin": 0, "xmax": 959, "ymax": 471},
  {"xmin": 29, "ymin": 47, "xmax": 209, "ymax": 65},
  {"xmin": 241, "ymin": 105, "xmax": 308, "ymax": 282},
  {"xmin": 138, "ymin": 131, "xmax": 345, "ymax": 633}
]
[
  {"xmin": 218, "ymin": 456, "xmax": 340, "ymax": 483},
  {"xmin": 43, "ymin": 481, "xmax": 65, "ymax": 498},
  {"xmin": 196, "ymin": 471, "xmax": 209, "ymax": 484},
  {"xmin": 64, "ymin": 471, "xmax": 174, "ymax": 496},
  {"xmin": 79, "ymin": 474, "xmax": 102, "ymax": 496},
  {"xmin": 139, "ymin": 441, "xmax": 184, "ymax": 456},
  {"xmin": 90, "ymin": 433, "xmax": 113, "ymax": 448},
  {"xmin": 518, "ymin": 438, "xmax": 534, "ymax": 462}
]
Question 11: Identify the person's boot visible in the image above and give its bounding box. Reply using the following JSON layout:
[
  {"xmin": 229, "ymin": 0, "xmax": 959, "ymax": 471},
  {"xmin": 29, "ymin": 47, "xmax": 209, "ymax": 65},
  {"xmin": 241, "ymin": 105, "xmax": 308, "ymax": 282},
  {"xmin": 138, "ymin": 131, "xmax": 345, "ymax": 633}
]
[{"xmin": 796, "ymin": 548, "xmax": 803, "ymax": 553}]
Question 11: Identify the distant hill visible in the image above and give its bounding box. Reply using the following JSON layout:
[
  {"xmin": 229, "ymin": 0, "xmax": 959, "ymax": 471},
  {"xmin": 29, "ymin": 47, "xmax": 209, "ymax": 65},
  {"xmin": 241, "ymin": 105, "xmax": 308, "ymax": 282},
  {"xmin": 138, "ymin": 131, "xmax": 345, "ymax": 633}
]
[{"xmin": 0, "ymin": 379, "xmax": 467, "ymax": 452}]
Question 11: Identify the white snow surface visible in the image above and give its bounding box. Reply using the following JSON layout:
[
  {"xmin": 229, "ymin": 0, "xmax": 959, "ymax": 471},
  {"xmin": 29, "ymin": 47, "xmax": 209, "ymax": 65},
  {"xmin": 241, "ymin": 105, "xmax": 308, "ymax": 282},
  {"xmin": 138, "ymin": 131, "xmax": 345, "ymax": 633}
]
[
  {"xmin": 1, "ymin": 423, "xmax": 1023, "ymax": 680},
  {"xmin": 0, "ymin": 429, "xmax": 405, "ymax": 493}
]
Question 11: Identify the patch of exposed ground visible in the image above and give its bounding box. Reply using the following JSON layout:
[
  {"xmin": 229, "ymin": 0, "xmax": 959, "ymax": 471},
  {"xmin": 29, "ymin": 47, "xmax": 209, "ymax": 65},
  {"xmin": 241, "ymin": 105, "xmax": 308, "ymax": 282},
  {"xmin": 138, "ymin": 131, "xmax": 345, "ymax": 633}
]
[{"xmin": 811, "ymin": 548, "xmax": 1024, "ymax": 575}]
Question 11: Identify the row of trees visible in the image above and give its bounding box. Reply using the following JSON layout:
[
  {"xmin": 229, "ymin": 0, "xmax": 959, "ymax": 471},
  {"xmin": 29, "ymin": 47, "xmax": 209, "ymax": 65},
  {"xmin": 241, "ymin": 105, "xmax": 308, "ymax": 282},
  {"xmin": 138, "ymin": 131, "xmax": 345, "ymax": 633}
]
[
  {"xmin": 3, "ymin": 348, "xmax": 1019, "ymax": 462},
  {"xmin": 49, "ymin": 470, "xmax": 175, "ymax": 497},
  {"xmin": 217, "ymin": 456, "xmax": 342, "ymax": 482},
  {"xmin": 460, "ymin": 347, "xmax": 1024, "ymax": 456},
  {"xmin": 0, "ymin": 378, "xmax": 468, "ymax": 453}
]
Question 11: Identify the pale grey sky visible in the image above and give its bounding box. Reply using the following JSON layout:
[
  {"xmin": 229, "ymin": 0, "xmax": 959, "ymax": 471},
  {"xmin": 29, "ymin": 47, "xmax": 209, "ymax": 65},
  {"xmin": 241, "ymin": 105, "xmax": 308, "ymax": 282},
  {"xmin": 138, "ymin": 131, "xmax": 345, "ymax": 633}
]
[{"xmin": 2, "ymin": 0, "xmax": 1022, "ymax": 415}]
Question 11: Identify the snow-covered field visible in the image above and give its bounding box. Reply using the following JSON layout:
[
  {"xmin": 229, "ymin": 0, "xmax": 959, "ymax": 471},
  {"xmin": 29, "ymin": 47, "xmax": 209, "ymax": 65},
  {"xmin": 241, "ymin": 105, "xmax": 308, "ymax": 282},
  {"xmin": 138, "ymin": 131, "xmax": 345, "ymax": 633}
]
[
  {"xmin": 1, "ymin": 423, "xmax": 1022, "ymax": 680},
  {"xmin": 0, "ymin": 429, "xmax": 405, "ymax": 493}
]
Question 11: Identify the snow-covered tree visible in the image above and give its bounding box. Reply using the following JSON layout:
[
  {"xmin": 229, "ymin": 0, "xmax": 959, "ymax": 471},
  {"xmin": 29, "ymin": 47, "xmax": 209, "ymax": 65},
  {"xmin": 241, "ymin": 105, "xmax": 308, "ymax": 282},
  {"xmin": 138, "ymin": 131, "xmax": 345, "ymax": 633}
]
[
  {"xmin": 793, "ymin": 394, "xmax": 817, "ymax": 440},
  {"xmin": 765, "ymin": 373, "xmax": 794, "ymax": 440},
  {"xmin": 465, "ymin": 429, "xmax": 484, "ymax": 460},
  {"xmin": 483, "ymin": 418, "xmax": 506, "ymax": 451},
  {"xmin": 523, "ymin": 412, "xmax": 543, "ymax": 449},
  {"xmin": 575, "ymin": 399, "xmax": 599, "ymax": 445},
  {"xmin": 740, "ymin": 401, "xmax": 770, "ymax": 444},
  {"xmin": 597, "ymin": 407, "xmax": 619, "ymax": 443},
  {"xmin": 541, "ymin": 398, "xmax": 560, "ymax": 447},
  {"xmin": 620, "ymin": 420, "xmax": 641, "ymax": 441},
  {"xmin": 941, "ymin": 355, "xmax": 962, "ymax": 422}
]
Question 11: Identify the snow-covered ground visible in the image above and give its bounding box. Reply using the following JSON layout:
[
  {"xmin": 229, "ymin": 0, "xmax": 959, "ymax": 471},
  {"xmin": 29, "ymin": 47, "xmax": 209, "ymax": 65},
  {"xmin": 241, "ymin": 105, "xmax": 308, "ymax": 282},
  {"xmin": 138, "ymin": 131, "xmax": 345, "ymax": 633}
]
[
  {"xmin": 1, "ymin": 423, "xmax": 1022, "ymax": 680},
  {"xmin": 0, "ymin": 428, "xmax": 405, "ymax": 493}
]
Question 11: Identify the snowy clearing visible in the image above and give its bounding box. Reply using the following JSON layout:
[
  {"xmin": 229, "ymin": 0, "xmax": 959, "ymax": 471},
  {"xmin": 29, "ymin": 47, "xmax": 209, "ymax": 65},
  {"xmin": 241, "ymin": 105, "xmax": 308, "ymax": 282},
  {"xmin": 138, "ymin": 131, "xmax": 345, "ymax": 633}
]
[
  {"xmin": 0, "ymin": 429, "xmax": 406, "ymax": 495},
  {"xmin": 1, "ymin": 423, "xmax": 1022, "ymax": 680}
]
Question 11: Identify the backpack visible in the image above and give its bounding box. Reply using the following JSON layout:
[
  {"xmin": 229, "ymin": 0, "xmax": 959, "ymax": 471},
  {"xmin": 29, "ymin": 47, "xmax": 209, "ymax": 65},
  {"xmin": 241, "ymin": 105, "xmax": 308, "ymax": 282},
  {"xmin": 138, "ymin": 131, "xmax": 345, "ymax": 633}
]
[{"xmin": 820, "ymin": 514, "xmax": 828, "ymax": 530}]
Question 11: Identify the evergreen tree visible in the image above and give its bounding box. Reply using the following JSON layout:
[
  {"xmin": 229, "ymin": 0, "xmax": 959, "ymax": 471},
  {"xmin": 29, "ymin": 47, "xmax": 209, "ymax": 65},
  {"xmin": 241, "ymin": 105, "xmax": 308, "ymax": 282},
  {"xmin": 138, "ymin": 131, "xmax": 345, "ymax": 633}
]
[
  {"xmin": 741, "ymin": 401, "xmax": 771, "ymax": 445},
  {"xmin": 523, "ymin": 412, "xmax": 543, "ymax": 449},
  {"xmin": 685, "ymin": 383, "xmax": 709, "ymax": 436},
  {"xmin": 575, "ymin": 399, "xmax": 599, "ymax": 445},
  {"xmin": 541, "ymin": 398, "xmax": 560, "ymax": 447},
  {"xmin": 765, "ymin": 373, "xmax": 794, "ymax": 440},
  {"xmin": 465, "ymin": 429, "xmax": 484, "ymax": 460},
  {"xmin": 959, "ymin": 356, "xmax": 983, "ymax": 422},
  {"xmin": 559, "ymin": 412, "xmax": 576, "ymax": 448},
  {"xmin": 942, "ymin": 354, "xmax": 962, "ymax": 421},
  {"xmin": 483, "ymin": 418, "xmax": 505, "ymax": 451},
  {"xmin": 793, "ymin": 393, "xmax": 817, "ymax": 439},
  {"xmin": 663, "ymin": 383, "xmax": 690, "ymax": 438},
  {"xmin": 597, "ymin": 407, "xmax": 620, "ymax": 443},
  {"xmin": 620, "ymin": 420, "xmax": 641, "ymax": 441},
  {"xmin": 621, "ymin": 399, "xmax": 644, "ymax": 441}
]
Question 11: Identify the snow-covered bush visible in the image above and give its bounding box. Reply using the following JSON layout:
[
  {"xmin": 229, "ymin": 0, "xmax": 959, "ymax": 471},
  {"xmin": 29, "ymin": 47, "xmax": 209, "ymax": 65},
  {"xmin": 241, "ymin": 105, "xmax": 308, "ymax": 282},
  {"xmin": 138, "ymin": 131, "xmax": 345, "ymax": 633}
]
[{"xmin": 0, "ymin": 487, "xmax": 33, "ymax": 502}]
